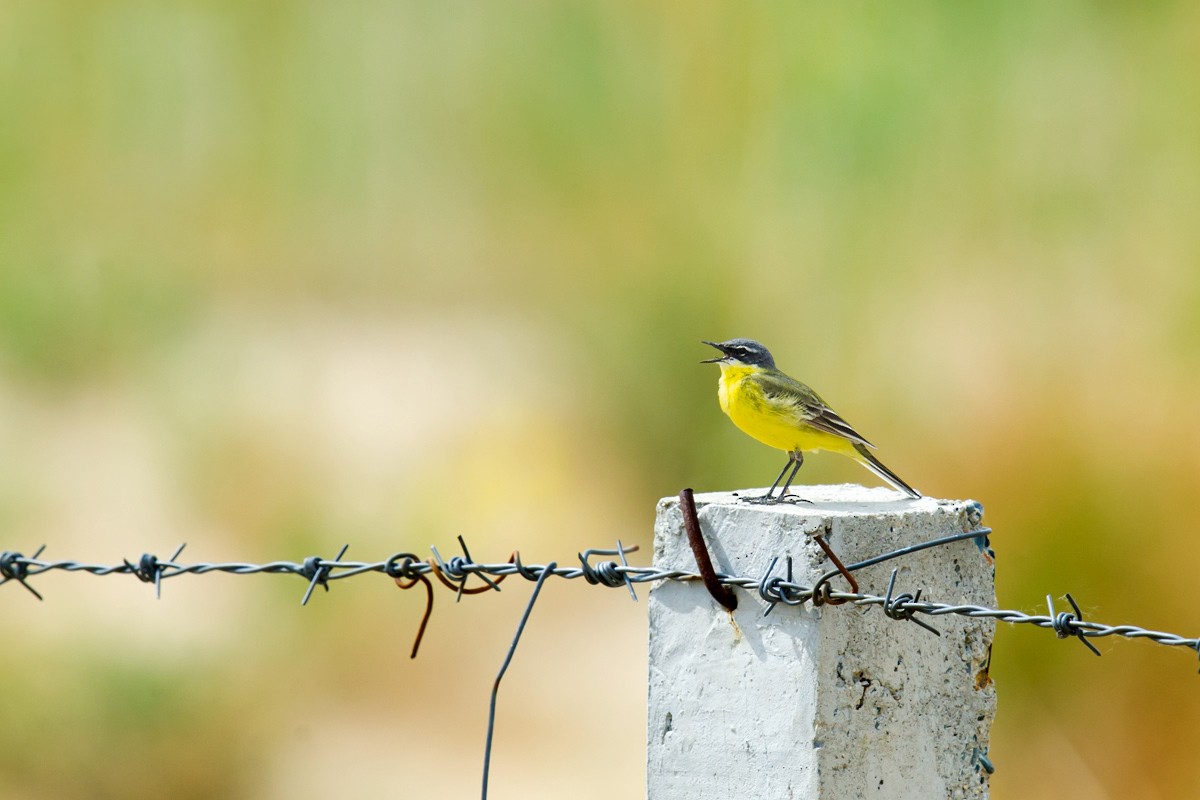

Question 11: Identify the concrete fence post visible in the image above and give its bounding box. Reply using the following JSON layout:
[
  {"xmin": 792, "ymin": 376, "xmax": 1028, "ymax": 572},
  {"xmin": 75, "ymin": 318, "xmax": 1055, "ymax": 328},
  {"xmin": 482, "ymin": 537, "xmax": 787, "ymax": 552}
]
[{"xmin": 647, "ymin": 486, "xmax": 996, "ymax": 800}]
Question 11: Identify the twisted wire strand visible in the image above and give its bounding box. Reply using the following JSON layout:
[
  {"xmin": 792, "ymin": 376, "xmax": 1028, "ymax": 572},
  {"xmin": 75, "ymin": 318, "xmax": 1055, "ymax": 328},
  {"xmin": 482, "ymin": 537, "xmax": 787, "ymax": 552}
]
[{"xmin": 2, "ymin": 548, "xmax": 1197, "ymax": 655}]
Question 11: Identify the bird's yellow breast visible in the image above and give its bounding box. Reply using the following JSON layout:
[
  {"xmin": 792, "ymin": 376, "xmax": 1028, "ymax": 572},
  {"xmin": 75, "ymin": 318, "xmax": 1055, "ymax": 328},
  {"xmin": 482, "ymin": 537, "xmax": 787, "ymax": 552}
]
[{"xmin": 716, "ymin": 365, "xmax": 851, "ymax": 455}]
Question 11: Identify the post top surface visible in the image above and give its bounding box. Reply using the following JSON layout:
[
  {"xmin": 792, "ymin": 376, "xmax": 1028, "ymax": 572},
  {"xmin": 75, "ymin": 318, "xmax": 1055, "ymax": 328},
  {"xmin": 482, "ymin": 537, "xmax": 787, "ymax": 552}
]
[{"xmin": 661, "ymin": 484, "xmax": 978, "ymax": 519}]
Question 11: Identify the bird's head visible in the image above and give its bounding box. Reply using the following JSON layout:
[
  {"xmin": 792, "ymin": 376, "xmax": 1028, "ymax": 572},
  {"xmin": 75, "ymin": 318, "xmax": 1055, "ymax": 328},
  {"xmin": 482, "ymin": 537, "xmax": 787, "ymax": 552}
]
[{"xmin": 701, "ymin": 339, "xmax": 777, "ymax": 370}]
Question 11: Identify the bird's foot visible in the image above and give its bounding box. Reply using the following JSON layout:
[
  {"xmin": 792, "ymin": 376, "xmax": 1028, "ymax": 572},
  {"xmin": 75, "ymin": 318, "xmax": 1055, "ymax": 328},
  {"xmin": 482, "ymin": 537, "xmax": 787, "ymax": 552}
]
[
  {"xmin": 774, "ymin": 491, "xmax": 813, "ymax": 505},
  {"xmin": 736, "ymin": 492, "xmax": 812, "ymax": 506}
]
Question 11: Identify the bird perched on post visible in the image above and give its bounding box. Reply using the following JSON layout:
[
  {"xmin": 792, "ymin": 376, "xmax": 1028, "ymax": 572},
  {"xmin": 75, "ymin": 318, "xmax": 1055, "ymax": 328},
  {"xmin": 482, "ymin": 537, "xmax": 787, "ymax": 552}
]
[{"xmin": 702, "ymin": 338, "xmax": 920, "ymax": 503}]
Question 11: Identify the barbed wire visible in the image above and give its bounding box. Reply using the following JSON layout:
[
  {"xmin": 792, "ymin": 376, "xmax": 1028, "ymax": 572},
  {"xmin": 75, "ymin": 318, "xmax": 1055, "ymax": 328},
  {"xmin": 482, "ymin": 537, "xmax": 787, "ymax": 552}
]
[
  {"xmin": 5, "ymin": 510, "xmax": 1199, "ymax": 800},
  {"xmin": 2, "ymin": 535, "xmax": 1197, "ymax": 659}
]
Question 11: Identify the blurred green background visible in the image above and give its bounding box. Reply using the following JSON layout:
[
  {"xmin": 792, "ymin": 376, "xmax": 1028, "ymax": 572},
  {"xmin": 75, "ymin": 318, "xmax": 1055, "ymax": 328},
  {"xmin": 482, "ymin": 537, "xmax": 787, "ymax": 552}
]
[{"xmin": 2, "ymin": 1, "xmax": 1199, "ymax": 798}]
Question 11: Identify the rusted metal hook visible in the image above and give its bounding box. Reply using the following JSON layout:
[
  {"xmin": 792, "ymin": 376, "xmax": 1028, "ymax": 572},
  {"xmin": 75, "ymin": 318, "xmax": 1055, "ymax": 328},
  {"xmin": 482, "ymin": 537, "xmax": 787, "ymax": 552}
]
[
  {"xmin": 809, "ymin": 525, "xmax": 857, "ymax": 606},
  {"xmin": 680, "ymin": 488, "xmax": 737, "ymax": 611}
]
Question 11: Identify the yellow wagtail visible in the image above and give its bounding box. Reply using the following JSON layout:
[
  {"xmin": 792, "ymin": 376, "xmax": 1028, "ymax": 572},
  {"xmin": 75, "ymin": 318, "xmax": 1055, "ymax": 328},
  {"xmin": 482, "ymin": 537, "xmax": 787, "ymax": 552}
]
[{"xmin": 702, "ymin": 338, "xmax": 920, "ymax": 503}]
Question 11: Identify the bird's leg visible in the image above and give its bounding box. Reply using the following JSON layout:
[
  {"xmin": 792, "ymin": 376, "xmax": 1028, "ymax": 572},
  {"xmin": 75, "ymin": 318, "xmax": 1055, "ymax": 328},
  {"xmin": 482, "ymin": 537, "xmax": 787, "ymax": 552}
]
[
  {"xmin": 776, "ymin": 451, "xmax": 805, "ymax": 501},
  {"xmin": 773, "ymin": 452, "xmax": 812, "ymax": 504},
  {"xmin": 758, "ymin": 456, "xmax": 795, "ymax": 502},
  {"xmin": 766, "ymin": 455, "xmax": 795, "ymax": 498},
  {"xmin": 741, "ymin": 453, "xmax": 810, "ymax": 505}
]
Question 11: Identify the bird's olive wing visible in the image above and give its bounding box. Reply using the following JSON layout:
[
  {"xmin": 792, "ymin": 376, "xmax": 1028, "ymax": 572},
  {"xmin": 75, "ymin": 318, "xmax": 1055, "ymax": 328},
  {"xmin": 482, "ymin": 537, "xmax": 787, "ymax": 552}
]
[{"xmin": 751, "ymin": 371, "xmax": 876, "ymax": 447}]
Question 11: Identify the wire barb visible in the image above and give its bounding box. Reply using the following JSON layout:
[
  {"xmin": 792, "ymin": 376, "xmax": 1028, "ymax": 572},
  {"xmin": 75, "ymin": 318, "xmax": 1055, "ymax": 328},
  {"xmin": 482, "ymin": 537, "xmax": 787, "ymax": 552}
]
[
  {"xmin": 1047, "ymin": 593, "xmax": 1102, "ymax": 656},
  {"xmin": 881, "ymin": 568, "xmax": 940, "ymax": 636},
  {"xmin": 758, "ymin": 556, "xmax": 806, "ymax": 616},
  {"xmin": 578, "ymin": 541, "xmax": 640, "ymax": 601},
  {"xmin": 510, "ymin": 550, "xmax": 541, "ymax": 581},
  {"xmin": 431, "ymin": 537, "xmax": 505, "ymax": 601},
  {"xmin": 299, "ymin": 544, "xmax": 350, "ymax": 606},
  {"xmin": 0, "ymin": 546, "xmax": 46, "ymax": 600},
  {"xmin": 123, "ymin": 544, "xmax": 186, "ymax": 599}
]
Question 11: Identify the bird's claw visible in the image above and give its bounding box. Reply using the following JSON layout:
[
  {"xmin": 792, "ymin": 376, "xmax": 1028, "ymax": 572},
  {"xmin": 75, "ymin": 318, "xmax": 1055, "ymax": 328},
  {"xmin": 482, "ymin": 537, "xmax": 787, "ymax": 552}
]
[{"xmin": 736, "ymin": 492, "xmax": 812, "ymax": 506}]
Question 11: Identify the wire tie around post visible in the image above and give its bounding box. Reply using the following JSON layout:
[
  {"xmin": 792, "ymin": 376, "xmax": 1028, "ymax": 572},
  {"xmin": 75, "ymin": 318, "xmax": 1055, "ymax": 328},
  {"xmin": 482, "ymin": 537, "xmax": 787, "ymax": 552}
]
[{"xmin": 972, "ymin": 746, "xmax": 995, "ymax": 775}]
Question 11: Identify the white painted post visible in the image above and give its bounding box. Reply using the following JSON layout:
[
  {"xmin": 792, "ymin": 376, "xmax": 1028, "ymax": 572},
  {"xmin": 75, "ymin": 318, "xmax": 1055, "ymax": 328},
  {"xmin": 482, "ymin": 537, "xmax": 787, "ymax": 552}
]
[{"xmin": 647, "ymin": 485, "xmax": 996, "ymax": 800}]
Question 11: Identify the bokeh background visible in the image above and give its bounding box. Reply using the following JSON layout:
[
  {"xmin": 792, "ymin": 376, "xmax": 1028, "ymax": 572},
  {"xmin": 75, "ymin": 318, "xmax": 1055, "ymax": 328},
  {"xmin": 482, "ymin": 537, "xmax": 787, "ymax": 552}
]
[{"xmin": 3, "ymin": 2, "xmax": 1199, "ymax": 798}]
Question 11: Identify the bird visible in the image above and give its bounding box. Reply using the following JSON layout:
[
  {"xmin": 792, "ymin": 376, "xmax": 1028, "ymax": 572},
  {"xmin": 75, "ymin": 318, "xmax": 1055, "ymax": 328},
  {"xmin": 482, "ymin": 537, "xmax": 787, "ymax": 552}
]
[{"xmin": 701, "ymin": 338, "xmax": 920, "ymax": 503}]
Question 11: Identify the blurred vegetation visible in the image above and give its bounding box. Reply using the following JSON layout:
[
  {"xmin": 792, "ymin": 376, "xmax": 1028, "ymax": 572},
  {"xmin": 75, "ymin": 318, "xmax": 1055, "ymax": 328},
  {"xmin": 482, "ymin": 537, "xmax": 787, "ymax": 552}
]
[{"xmin": 2, "ymin": 1, "xmax": 1199, "ymax": 798}]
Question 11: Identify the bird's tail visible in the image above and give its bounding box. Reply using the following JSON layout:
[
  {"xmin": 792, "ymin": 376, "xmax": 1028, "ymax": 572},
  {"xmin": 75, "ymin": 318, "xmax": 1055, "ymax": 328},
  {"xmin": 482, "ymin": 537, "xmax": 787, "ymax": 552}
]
[{"xmin": 852, "ymin": 442, "xmax": 921, "ymax": 499}]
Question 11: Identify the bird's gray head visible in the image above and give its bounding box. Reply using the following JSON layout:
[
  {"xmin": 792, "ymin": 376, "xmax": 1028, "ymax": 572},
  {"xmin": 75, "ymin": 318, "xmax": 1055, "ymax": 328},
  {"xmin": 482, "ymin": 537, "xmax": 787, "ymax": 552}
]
[{"xmin": 701, "ymin": 339, "xmax": 777, "ymax": 369}]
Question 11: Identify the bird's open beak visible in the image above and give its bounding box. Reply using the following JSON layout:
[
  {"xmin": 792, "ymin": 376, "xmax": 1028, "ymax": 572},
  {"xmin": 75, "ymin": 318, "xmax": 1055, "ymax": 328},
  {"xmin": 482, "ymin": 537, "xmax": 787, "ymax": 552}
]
[{"xmin": 700, "ymin": 340, "xmax": 728, "ymax": 363}]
